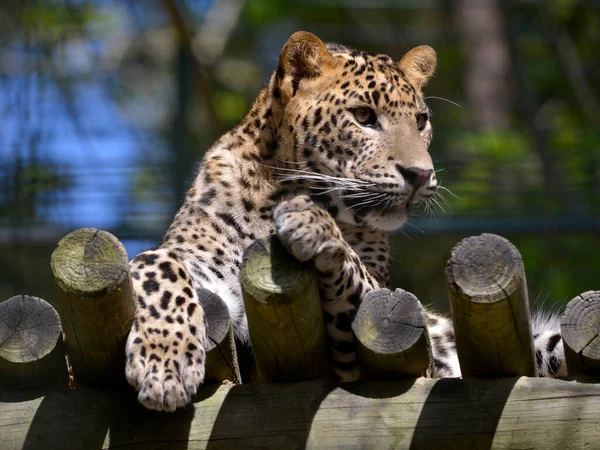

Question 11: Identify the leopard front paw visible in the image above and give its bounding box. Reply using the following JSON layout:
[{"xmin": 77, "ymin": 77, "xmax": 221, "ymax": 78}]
[
  {"xmin": 125, "ymin": 321, "xmax": 207, "ymax": 412},
  {"xmin": 274, "ymin": 195, "xmax": 348, "ymax": 271}
]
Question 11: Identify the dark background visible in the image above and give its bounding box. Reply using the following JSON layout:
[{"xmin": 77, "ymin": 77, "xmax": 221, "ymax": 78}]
[{"xmin": 1, "ymin": 0, "xmax": 599, "ymax": 313}]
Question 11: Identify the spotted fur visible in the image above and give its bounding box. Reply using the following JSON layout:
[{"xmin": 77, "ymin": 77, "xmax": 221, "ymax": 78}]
[{"xmin": 125, "ymin": 32, "xmax": 565, "ymax": 411}]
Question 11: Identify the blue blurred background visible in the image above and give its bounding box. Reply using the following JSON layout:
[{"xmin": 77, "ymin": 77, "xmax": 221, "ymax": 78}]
[{"xmin": 1, "ymin": 0, "xmax": 599, "ymax": 313}]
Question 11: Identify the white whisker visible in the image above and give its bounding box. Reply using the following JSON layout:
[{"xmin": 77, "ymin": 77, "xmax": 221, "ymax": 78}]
[
  {"xmin": 398, "ymin": 227, "xmax": 419, "ymax": 247},
  {"xmin": 348, "ymin": 194, "xmax": 388, "ymax": 210},
  {"xmin": 274, "ymin": 157, "xmax": 310, "ymax": 166},
  {"xmin": 341, "ymin": 191, "xmax": 378, "ymax": 199},
  {"xmin": 270, "ymin": 166, "xmax": 372, "ymax": 182},
  {"xmin": 403, "ymin": 221, "xmax": 425, "ymax": 234},
  {"xmin": 278, "ymin": 174, "xmax": 374, "ymax": 187},
  {"xmin": 422, "ymin": 96, "xmax": 464, "ymax": 109},
  {"xmin": 430, "ymin": 197, "xmax": 446, "ymax": 213},
  {"xmin": 437, "ymin": 184, "xmax": 461, "ymax": 199},
  {"xmin": 435, "ymin": 191, "xmax": 453, "ymax": 210}
]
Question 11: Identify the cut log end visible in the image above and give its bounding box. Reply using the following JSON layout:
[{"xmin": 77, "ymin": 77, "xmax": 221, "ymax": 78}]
[
  {"xmin": 446, "ymin": 233, "xmax": 524, "ymax": 301},
  {"xmin": 353, "ymin": 289, "xmax": 431, "ymax": 378},
  {"xmin": 0, "ymin": 295, "xmax": 67, "ymax": 390},
  {"xmin": 561, "ymin": 290, "xmax": 600, "ymax": 376},
  {"xmin": 240, "ymin": 234, "xmax": 315, "ymax": 304},
  {"xmin": 51, "ymin": 228, "xmax": 129, "ymax": 297},
  {"xmin": 0, "ymin": 295, "xmax": 61, "ymax": 363},
  {"xmin": 197, "ymin": 288, "xmax": 241, "ymax": 384}
]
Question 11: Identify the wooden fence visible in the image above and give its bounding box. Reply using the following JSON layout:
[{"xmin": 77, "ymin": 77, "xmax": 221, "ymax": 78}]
[{"xmin": 0, "ymin": 228, "xmax": 599, "ymax": 449}]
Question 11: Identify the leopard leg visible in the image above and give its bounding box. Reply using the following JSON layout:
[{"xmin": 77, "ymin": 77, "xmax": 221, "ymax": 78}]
[
  {"xmin": 274, "ymin": 195, "xmax": 380, "ymax": 381},
  {"xmin": 126, "ymin": 249, "xmax": 207, "ymax": 412}
]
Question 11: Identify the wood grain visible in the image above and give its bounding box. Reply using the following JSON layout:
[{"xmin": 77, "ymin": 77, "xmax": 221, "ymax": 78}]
[
  {"xmin": 198, "ymin": 288, "xmax": 241, "ymax": 384},
  {"xmin": 353, "ymin": 288, "xmax": 432, "ymax": 377},
  {"xmin": 50, "ymin": 228, "xmax": 135, "ymax": 386},
  {"xmin": 1, "ymin": 377, "xmax": 599, "ymax": 449},
  {"xmin": 240, "ymin": 235, "xmax": 330, "ymax": 381},
  {"xmin": 0, "ymin": 295, "xmax": 67, "ymax": 390},
  {"xmin": 561, "ymin": 290, "xmax": 600, "ymax": 376},
  {"xmin": 446, "ymin": 233, "xmax": 537, "ymax": 377}
]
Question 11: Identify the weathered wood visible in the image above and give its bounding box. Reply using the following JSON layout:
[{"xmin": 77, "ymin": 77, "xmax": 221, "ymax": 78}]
[
  {"xmin": 446, "ymin": 233, "xmax": 537, "ymax": 377},
  {"xmin": 197, "ymin": 288, "xmax": 241, "ymax": 384},
  {"xmin": 240, "ymin": 235, "xmax": 330, "ymax": 381},
  {"xmin": 50, "ymin": 228, "xmax": 135, "ymax": 385},
  {"xmin": 1, "ymin": 377, "xmax": 599, "ymax": 449},
  {"xmin": 0, "ymin": 295, "xmax": 68, "ymax": 390},
  {"xmin": 561, "ymin": 290, "xmax": 600, "ymax": 376},
  {"xmin": 352, "ymin": 288, "xmax": 432, "ymax": 377}
]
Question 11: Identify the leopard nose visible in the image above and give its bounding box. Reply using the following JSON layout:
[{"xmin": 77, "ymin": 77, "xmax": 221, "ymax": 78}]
[{"xmin": 395, "ymin": 165, "xmax": 434, "ymax": 189}]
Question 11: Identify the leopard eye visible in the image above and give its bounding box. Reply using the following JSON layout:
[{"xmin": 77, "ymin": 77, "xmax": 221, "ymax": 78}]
[
  {"xmin": 416, "ymin": 113, "xmax": 429, "ymax": 131},
  {"xmin": 352, "ymin": 107, "xmax": 378, "ymax": 127}
]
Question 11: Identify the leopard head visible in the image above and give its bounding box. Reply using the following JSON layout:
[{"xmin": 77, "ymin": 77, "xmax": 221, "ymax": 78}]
[{"xmin": 269, "ymin": 31, "xmax": 437, "ymax": 231}]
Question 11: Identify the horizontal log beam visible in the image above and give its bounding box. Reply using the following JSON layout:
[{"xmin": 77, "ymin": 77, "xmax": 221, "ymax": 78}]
[{"xmin": 1, "ymin": 377, "xmax": 599, "ymax": 449}]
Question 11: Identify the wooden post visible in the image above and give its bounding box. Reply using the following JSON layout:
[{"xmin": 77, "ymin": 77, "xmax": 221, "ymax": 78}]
[
  {"xmin": 352, "ymin": 288, "xmax": 432, "ymax": 378},
  {"xmin": 198, "ymin": 288, "xmax": 241, "ymax": 384},
  {"xmin": 0, "ymin": 295, "xmax": 68, "ymax": 390},
  {"xmin": 240, "ymin": 235, "xmax": 331, "ymax": 381},
  {"xmin": 50, "ymin": 228, "xmax": 135, "ymax": 386},
  {"xmin": 561, "ymin": 290, "xmax": 600, "ymax": 376},
  {"xmin": 446, "ymin": 233, "xmax": 537, "ymax": 377}
]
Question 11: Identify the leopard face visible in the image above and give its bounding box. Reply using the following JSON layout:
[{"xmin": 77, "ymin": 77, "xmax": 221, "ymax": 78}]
[{"xmin": 270, "ymin": 33, "xmax": 438, "ymax": 231}]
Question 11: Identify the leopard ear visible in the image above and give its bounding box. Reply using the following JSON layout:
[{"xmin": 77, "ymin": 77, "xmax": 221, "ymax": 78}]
[
  {"xmin": 275, "ymin": 31, "xmax": 332, "ymax": 101},
  {"xmin": 397, "ymin": 45, "xmax": 436, "ymax": 92}
]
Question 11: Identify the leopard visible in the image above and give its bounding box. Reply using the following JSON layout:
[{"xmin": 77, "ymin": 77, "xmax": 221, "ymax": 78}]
[{"xmin": 124, "ymin": 31, "xmax": 566, "ymax": 412}]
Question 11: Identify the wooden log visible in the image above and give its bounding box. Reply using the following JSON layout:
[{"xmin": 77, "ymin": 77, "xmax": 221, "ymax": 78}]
[
  {"xmin": 561, "ymin": 290, "xmax": 600, "ymax": 376},
  {"xmin": 240, "ymin": 235, "xmax": 330, "ymax": 381},
  {"xmin": 352, "ymin": 288, "xmax": 432, "ymax": 377},
  {"xmin": 1, "ymin": 377, "xmax": 599, "ymax": 449},
  {"xmin": 446, "ymin": 233, "xmax": 537, "ymax": 377},
  {"xmin": 197, "ymin": 288, "xmax": 241, "ymax": 384},
  {"xmin": 0, "ymin": 295, "xmax": 68, "ymax": 390},
  {"xmin": 50, "ymin": 228, "xmax": 135, "ymax": 386}
]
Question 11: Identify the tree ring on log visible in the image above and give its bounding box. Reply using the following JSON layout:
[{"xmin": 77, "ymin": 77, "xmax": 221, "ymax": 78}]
[
  {"xmin": 561, "ymin": 290, "xmax": 600, "ymax": 376},
  {"xmin": 0, "ymin": 295, "xmax": 62, "ymax": 364},
  {"xmin": 445, "ymin": 233, "xmax": 524, "ymax": 302},
  {"xmin": 353, "ymin": 288, "xmax": 431, "ymax": 377},
  {"xmin": 240, "ymin": 235, "xmax": 315, "ymax": 304},
  {"xmin": 51, "ymin": 228, "xmax": 129, "ymax": 297}
]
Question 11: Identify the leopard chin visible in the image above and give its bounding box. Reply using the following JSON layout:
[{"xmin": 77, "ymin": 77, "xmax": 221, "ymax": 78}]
[{"xmin": 364, "ymin": 205, "xmax": 410, "ymax": 231}]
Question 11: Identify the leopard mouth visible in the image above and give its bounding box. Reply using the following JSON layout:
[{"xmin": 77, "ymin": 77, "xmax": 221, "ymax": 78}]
[
  {"xmin": 340, "ymin": 189, "xmax": 409, "ymax": 216},
  {"xmin": 379, "ymin": 198, "xmax": 410, "ymax": 216}
]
